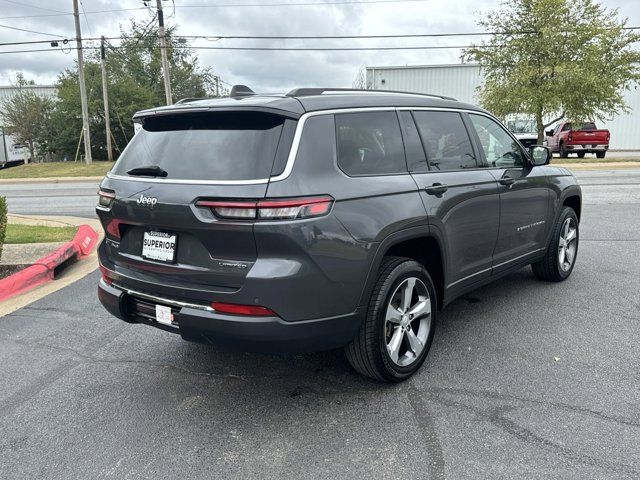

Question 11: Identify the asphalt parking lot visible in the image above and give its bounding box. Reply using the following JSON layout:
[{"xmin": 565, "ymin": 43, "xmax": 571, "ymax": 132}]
[{"xmin": 1, "ymin": 169, "xmax": 639, "ymax": 479}]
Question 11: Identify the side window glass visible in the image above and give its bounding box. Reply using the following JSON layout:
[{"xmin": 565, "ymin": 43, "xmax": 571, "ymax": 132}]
[
  {"xmin": 562, "ymin": 123, "xmax": 571, "ymax": 132},
  {"xmin": 413, "ymin": 111, "xmax": 477, "ymax": 171},
  {"xmin": 469, "ymin": 114, "xmax": 525, "ymax": 168},
  {"xmin": 398, "ymin": 111, "xmax": 428, "ymax": 172},
  {"xmin": 335, "ymin": 111, "xmax": 407, "ymax": 176}
]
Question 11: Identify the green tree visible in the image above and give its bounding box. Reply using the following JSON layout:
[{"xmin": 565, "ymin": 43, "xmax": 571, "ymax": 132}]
[
  {"xmin": 49, "ymin": 18, "xmax": 222, "ymax": 160},
  {"xmin": 464, "ymin": 0, "xmax": 640, "ymax": 142},
  {"xmin": 0, "ymin": 75, "xmax": 54, "ymax": 163}
]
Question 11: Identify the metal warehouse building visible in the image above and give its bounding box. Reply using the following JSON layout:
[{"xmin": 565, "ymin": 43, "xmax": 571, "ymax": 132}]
[{"xmin": 366, "ymin": 64, "xmax": 640, "ymax": 150}]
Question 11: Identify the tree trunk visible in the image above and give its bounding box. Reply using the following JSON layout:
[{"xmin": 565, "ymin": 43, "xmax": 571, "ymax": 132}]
[
  {"xmin": 28, "ymin": 140, "xmax": 35, "ymax": 164},
  {"xmin": 536, "ymin": 109, "xmax": 544, "ymax": 144}
]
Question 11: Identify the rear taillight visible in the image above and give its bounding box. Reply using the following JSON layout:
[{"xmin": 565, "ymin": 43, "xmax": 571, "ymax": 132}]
[
  {"xmin": 211, "ymin": 302, "xmax": 276, "ymax": 317},
  {"xmin": 97, "ymin": 189, "xmax": 115, "ymax": 208},
  {"xmin": 568, "ymin": 131, "xmax": 573, "ymax": 142},
  {"xmin": 196, "ymin": 195, "xmax": 334, "ymax": 221}
]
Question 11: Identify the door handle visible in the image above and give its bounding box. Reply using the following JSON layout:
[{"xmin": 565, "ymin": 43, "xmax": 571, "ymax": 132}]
[
  {"xmin": 498, "ymin": 176, "xmax": 516, "ymax": 187},
  {"xmin": 424, "ymin": 183, "xmax": 449, "ymax": 196}
]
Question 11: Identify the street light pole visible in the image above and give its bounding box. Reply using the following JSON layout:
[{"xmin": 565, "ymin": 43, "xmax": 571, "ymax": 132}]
[
  {"xmin": 156, "ymin": 0, "xmax": 173, "ymax": 105},
  {"xmin": 72, "ymin": 0, "xmax": 92, "ymax": 164}
]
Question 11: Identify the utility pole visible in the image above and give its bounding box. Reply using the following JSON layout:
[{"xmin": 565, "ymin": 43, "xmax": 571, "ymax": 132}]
[
  {"xmin": 72, "ymin": 0, "xmax": 92, "ymax": 164},
  {"xmin": 156, "ymin": 0, "xmax": 173, "ymax": 105},
  {"xmin": 100, "ymin": 36, "xmax": 113, "ymax": 162}
]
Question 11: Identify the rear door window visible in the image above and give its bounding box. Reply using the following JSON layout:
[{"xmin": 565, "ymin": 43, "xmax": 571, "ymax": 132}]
[
  {"xmin": 412, "ymin": 111, "xmax": 478, "ymax": 170},
  {"xmin": 112, "ymin": 111, "xmax": 286, "ymax": 181},
  {"xmin": 335, "ymin": 111, "xmax": 407, "ymax": 176}
]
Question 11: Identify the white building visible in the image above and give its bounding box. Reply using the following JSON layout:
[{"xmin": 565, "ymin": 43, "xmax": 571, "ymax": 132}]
[
  {"xmin": 0, "ymin": 84, "xmax": 57, "ymax": 165},
  {"xmin": 366, "ymin": 64, "xmax": 640, "ymax": 150}
]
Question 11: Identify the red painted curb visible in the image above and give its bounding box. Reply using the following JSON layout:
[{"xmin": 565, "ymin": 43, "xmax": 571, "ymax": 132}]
[{"xmin": 0, "ymin": 224, "xmax": 99, "ymax": 302}]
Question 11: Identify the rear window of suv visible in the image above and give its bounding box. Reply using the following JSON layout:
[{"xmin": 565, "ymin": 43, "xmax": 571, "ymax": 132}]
[{"xmin": 112, "ymin": 111, "xmax": 286, "ymax": 181}]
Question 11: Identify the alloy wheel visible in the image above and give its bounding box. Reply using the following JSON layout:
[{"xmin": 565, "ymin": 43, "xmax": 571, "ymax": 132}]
[
  {"xmin": 558, "ymin": 217, "xmax": 578, "ymax": 272},
  {"xmin": 384, "ymin": 277, "xmax": 432, "ymax": 367}
]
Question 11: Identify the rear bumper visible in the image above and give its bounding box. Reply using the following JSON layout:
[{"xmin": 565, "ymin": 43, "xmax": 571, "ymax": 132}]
[
  {"xmin": 98, "ymin": 279, "xmax": 362, "ymax": 353},
  {"xmin": 565, "ymin": 144, "xmax": 608, "ymax": 151}
]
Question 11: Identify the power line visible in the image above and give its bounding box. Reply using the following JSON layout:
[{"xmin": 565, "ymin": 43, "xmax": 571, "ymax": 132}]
[
  {"xmin": 0, "ymin": 0, "xmax": 68, "ymax": 14},
  {"xmin": 0, "ymin": 22, "xmax": 69, "ymax": 38},
  {"xmin": 2, "ymin": 26, "xmax": 638, "ymax": 48},
  {"xmin": 0, "ymin": 0, "xmax": 428, "ymax": 20},
  {"xmin": 79, "ymin": 0, "xmax": 93, "ymax": 37},
  {"xmin": 0, "ymin": 45, "xmax": 509, "ymax": 55}
]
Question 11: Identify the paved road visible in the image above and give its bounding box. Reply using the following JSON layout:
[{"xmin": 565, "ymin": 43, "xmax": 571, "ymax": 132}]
[
  {"xmin": 2, "ymin": 168, "xmax": 639, "ymax": 218},
  {"xmin": 1, "ymin": 181, "xmax": 99, "ymax": 218},
  {"xmin": 1, "ymin": 171, "xmax": 639, "ymax": 479}
]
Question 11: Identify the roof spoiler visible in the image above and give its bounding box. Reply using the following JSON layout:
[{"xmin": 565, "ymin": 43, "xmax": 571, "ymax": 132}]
[
  {"xmin": 230, "ymin": 85, "xmax": 256, "ymax": 98},
  {"xmin": 286, "ymin": 87, "xmax": 457, "ymax": 101}
]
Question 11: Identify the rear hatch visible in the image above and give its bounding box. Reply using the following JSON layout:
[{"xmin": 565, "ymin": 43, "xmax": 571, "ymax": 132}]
[{"xmin": 97, "ymin": 109, "xmax": 297, "ymax": 301}]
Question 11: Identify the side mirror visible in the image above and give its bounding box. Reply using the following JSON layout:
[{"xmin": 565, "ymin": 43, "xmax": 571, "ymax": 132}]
[
  {"xmin": 545, "ymin": 130, "xmax": 554, "ymax": 137},
  {"xmin": 529, "ymin": 145, "xmax": 551, "ymax": 166}
]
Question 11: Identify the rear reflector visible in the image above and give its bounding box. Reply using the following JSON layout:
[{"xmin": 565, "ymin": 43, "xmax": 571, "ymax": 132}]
[
  {"xmin": 211, "ymin": 302, "xmax": 276, "ymax": 317},
  {"xmin": 196, "ymin": 195, "xmax": 333, "ymax": 221},
  {"xmin": 99, "ymin": 264, "xmax": 113, "ymax": 285}
]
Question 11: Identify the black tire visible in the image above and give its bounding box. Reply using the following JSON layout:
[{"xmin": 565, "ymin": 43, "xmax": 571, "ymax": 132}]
[
  {"xmin": 559, "ymin": 143, "xmax": 568, "ymax": 158},
  {"xmin": 532, "ymin": 207, "xmax": 579, "ymax": 282},
  {"xmin": 577, "ymin": 152, "xmax": 586, "ymax": 158},
  {"xmin": 345, "ymin": 256, "xmax": 438, "ymax": 382},
  {"xmin": 596, "ymin": 151, "xmax": 606, "ymax": 159}
]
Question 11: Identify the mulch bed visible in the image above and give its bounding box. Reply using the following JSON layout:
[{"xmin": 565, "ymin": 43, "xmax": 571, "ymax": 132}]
[{"xmin": 0, "ymin": 264, "xmax": 29, "ymax": 280}]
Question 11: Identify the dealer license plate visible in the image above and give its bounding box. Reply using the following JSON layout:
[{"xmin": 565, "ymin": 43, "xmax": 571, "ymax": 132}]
[
  {"xmin": 155, "ymin": 304, "xmax": 174, "ymax": 326},
  {"xmin": 142, "ymin": 231, "xmax": 177, "ymax": 263}
]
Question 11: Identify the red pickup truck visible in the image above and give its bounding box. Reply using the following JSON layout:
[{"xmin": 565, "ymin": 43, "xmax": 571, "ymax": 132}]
[{"xmin": 545, "ymin": 121, "xmax": 610, "ymax": 158}]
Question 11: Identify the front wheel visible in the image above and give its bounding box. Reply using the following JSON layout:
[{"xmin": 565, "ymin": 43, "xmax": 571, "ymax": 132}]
[
  {"xmin": 345, "ymin": 257, "xmax": 437, "ymax": 382},
  {"xmin": 532, "ymin": 207, "xmax": 579, "ymax": 282}
]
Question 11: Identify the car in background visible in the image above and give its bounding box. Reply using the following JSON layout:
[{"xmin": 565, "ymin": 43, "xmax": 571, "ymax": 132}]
[
  {"xmin": 506, "ymin": 118, "xmax": 538, "ymax": 150},
  {"xmin": 545, "ymin": 121, "xmax": 610, "ymax": 158}
]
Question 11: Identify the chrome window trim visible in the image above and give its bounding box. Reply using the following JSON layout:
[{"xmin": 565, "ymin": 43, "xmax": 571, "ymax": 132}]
[{"xmin": 105, "ymin": 105, "xmax": 496, "ymax": 186}]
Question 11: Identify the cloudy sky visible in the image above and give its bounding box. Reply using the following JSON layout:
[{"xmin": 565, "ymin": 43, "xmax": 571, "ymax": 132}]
[{"xmin": 0, "ymin": 0, "xmax": 638, "ymax": 92}]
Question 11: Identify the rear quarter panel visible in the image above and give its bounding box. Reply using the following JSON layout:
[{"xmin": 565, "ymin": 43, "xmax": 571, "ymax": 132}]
[{"xmin": 263, "ymin": 114, "xmax": 427, "ymax": 318}]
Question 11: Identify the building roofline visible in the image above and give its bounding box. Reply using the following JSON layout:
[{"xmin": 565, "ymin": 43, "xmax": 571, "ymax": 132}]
[
  {"xmin": 0, "ymin": 84, "xmax": 56, "ymax": 89},
  {"xmin": 366, "ymin": 63, "xmax": 480, "ymax": 71}
]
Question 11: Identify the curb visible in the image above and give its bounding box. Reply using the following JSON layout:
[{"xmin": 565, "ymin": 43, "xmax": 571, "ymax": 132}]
[{"xmin": 0, "ymin": 225, "xmax": 99, "ymax": 302}]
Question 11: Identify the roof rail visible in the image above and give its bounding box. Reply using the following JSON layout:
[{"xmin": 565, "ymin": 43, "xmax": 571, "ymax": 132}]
[
  {"xmin": 230, "ymin": 85, "xmax": 255, "ymax": 98},
  {"xmin": 174, "ymin": 97, "xmax": 205, "ymax": 104},
  {"xmin": 285, "ymin": 87, "xmax": 457, "ymax": 101}
]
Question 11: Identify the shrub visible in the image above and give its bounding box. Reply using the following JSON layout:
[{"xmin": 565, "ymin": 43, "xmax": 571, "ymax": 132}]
[{"xmin": 0, "ymin": 196, "xmax": 6, "ymax": 262}]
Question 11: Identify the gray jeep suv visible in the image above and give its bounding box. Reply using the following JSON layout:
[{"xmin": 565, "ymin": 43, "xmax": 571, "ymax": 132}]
[{"xmin": 97, "ymin": 86, "xmax": 581, "ymax": 382}]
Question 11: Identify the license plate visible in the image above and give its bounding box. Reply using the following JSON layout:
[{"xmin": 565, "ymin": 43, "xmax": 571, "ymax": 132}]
[
  {"xmin": 155, "ymin": 304, "xmax": 174, "ymax": 326},
  {"xmin": 142, "ymin": 231, "xmax": 177, "ymax": 263}
]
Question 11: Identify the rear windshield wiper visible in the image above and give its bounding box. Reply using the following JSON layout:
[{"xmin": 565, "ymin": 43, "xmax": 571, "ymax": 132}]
[{"xmin": 126, "ymin": 165, "xmax": 168, "ymax": 177}]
